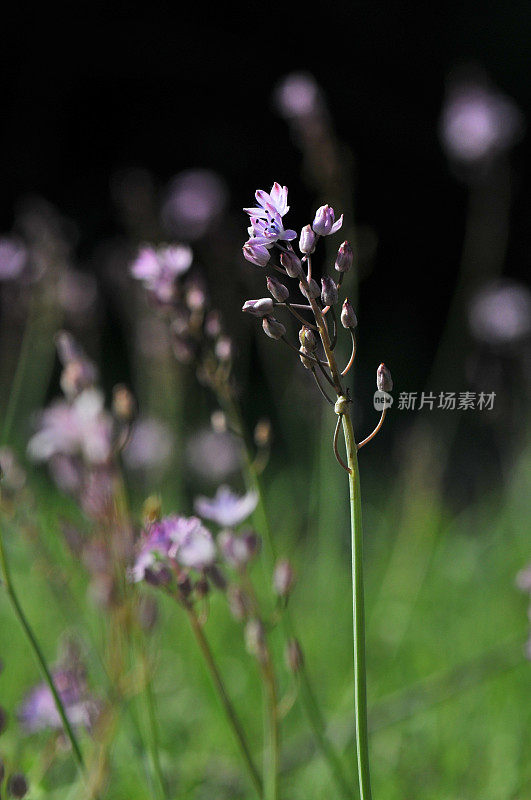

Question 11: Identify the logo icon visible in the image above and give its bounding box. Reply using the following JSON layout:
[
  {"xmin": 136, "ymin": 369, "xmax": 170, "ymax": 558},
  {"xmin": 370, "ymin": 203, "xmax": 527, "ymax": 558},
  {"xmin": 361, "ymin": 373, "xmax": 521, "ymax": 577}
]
[{"xmin": 373, "ymin": 390, "xmax": 393, "ymax": 410}]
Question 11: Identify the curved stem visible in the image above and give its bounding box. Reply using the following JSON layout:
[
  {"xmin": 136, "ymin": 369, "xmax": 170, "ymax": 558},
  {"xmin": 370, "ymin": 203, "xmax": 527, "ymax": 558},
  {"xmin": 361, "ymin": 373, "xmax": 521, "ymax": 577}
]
[
  {"xmin": 261, "ymin": 653, "xmax": 279, "ymax": 800},
  {"xmin": 186, "ymin": 607, "xmax": 263, "ymax": 798},
  {"xmin": 333, "ymin": 415, "xmax": 350, "ymax": 473},
  {"xmin": 357, "ymin": 408, "xmax": 387, "ymax": 451},
  {"xmin": 0, "ymin": 529, "xmax": 85, "ymax": 774},
  {"xmin": 341, "ymin": 410, "xmax": 373, "ymax": 800},
  {"xmin": 341, "ymin": 329, "xmax": 357, "ymax": 377},
  {"xmin": 282, "ymin": 303, "xmax": 319, "ymax": 331},
  {"xmin": 312, "ymin": 368, "xmax": 334, "ymax": 405},
  {"xmin": 330, "ymin": 307, "xmax": 338, "ymax": 350}
]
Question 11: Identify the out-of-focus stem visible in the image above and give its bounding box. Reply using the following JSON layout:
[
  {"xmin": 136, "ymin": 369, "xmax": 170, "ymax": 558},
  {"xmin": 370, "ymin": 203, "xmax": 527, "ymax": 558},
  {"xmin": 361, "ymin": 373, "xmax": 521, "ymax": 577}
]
[
  {"xmin": 342, "ymin": 409, "xmax": 373, "ymax": 800},
  {"xmin": 261, "ymin": 652, "xmax": 279, "ymax": 800},
  {"xmin": 186, "ymin": 606, "xmax": 263, "ymax": 798},
  {"xmin": 0, "ymin": 528, "xmax": 85, "ymax": 775}
]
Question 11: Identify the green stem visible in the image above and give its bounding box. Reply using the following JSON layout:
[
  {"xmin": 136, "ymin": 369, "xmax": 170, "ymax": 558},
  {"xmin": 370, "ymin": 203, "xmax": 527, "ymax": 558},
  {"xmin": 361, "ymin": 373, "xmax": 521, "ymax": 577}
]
[
  {"xmin": 261, "ymin": 653, "xmax": 279, "ymax": 800},
  {"xmin": 342, "ymin": 409, "xmax": 372, "ymax": 800},
  {"xmin": 186, "ymin": 607, "xmax": 263, "ymax": 798},
  {"xmin": 1, "ymin": 295, "xmax": 38, "ymax": 445},
  {"xmin": 0, "ymin": 529, "xmax": 85, "ymax": 774},
  {"xmin": 144, "ymin": 661, "xmax": 169, "ymax": 800}
]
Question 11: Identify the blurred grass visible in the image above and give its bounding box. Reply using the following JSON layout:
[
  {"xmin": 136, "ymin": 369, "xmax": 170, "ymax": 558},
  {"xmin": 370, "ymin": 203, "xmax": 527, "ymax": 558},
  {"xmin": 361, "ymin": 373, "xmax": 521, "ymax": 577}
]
[{"xmin": 0, "ymin": 434, "xmax": 529, "ymax": 799}]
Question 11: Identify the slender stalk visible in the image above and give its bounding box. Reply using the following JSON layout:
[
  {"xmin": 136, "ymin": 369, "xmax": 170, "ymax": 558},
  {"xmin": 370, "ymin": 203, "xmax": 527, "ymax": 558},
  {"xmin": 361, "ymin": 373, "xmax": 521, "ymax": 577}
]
[
  {"xmin": 0, "ymin": 530, "xmax": 85, "ymax": 773},
  {"xmin": 1, "ymin": 297, "xmax": 37, "ymax": 445},
  {"xmin": 143, "ymin": 659, "xmax": 169, "ymax": 800},
  {"xmin": 185, "ymin": 606, "xmax": 263, "ymax": 798},
  {"xmin": 283, "ymin": 302, "xmax": 319, "ymax": 330},
  {"xmin": 357, "ymin": 408, "xmax": 386, "ymax": 451},
  {"xmin": 341, "ymin": 410, "xmax": 373, "ymax": 800},
  {"xmin": 261, "ymin": 653, "xmax": 279, "ymax": 800}
]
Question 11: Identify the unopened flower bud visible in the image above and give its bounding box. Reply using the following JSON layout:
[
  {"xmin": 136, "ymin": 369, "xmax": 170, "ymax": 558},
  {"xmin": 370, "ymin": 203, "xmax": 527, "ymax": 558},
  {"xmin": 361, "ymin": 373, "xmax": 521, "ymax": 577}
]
[
  {"xmin": 205, "ymin": 310, "xmax": 222, "ymax": 338},
  {"xmin": 335, "ymin": 241, "xmax": 353, "ymax": 272},
  {"xmin": 215, "ymin": 336, "xmax": 232, "ymax": 361},
  {"xmin": 299, "ymin": 326, "xmax": 316, "ymax": 349},
  {"xmin": 299, "ymin": 278, "xmax": 320, "ymax": 300},
  {"xmin": 112, "ymin": 384, "xmax": 136, "ymax": 422},
  {"xmin": 254, "ymin": 418, "xmax": 272, "ymax": 447},
  {"xmin": 243, "ymin": 241, "xmax": 270, "ymax": 267},
  {"xmin": 285, "ymin": 638, "xmax": 304, "ymax": 673},
  {"xmin": 245, "ymin": 618, "xmax": 267, "ymax": 662},
  {"xmin": 299, "ymin": 347, "xmax": 313, "ymax": 369},
  {"xmin": 211, "ymin": 410, "xmax": 227, "ymax": 433},
  {"xmin": 321, "ymin": 276, "xmax": 338, "ymax": 306},
  {"xmin": 280, "ymin": 250, "xmax": 303, "ymax": 277},
  {"xmin": 376, "ymin": 363, "xmax": 393, "ymax": 393},
  {"xmin": 340, "ymin": 299, "xmax": 358, "ymax": 329},
  {"xmin": 299, "ymin": 225, "xmax": 316, "ymax": 254},
  {"xmin": 228, "ymin": 585, "xmax": 251, "ymax": 621},
  {"xmin": 8, "ymin": 773, "xmax": 28, "ymax": 798},
  {"xmin": 267, "ymin": 276, "xmax": 289, "ymax": 303},
  {"xmin": 273, "ymin": 558, "xmax": 295, "ymax": 597},
  {"xmin": 242, "ymin": 298, "xmax": 274, "ymax": 317},
  {"xmin": 186, "ymin": 282, "xmax": 206, "ymax": 312},
  {"xmin": 312, "ymin": 204, "xmax": 343, "ymax": 236},
  {"xmin": 262, "ymin": 316, "xmax": 286, "ymax": 340}
]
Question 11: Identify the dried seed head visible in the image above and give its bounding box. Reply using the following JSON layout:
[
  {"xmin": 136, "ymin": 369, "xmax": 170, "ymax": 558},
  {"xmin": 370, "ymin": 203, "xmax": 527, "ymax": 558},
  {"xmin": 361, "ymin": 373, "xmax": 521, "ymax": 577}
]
[
  {"xmin": 7, "ymin": 773, "xmax": 29, "ymax": 798},
  {"xmin": 280, "ymin": 250, "xmax": 303, "ymax": 278},
  {"xmin": 376, "ymin": 363, "xmax": 393, "ymax": 393},
  {"xmin": 299, "ymin": 325, "xmax": 317, "ymax": 349},
  {"xmin": 321, "ymin": 275, "xmax": 338, "ymax": 306},
  {"xmin": 267, "ymin": 276, "xmax": 289, "ymax": 303},
  {"xmin": 299, "ymin": 225, "xmax": 316, "ymax": 254},
  {"xmin": 340, "ymin": 298, "xmax": 358, "ymax": 329},
  {"xmin": 299, "ymin": 278, "xmax": 320, "ymax": 300},
  {"xmin": 262, "ymin": 316, "xmax": 286, "ymax": 340},
  {"xmin": 242, "ymin": 298, "xmax": 274, "ymax": 317},
  {"xmin": 273, "ymin": 558, "xmax": 295, "ymax": 597},
  {"xmin": 285, "ymin": 638, "xmax": 304, "ymax": 673},
  {"xmin": 335, "ymin": 240, "xmax": 353, "ymax": 272}
]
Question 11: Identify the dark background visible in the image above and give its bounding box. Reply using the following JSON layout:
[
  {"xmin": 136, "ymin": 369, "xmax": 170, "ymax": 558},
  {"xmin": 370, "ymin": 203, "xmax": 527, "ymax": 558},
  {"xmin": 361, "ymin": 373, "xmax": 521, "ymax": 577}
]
[{"xmin": 3, "ymin": 3, "xmax": 531, "ymax": 499}]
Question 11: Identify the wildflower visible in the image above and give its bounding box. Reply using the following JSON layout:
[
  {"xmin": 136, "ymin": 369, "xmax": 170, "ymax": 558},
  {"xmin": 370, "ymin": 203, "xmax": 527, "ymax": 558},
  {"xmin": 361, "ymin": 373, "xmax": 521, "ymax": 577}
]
[
  {"xmin": 440, "ymin": 79, "xmax": 523, "ymax": 164},
  {"xmin": 123, "ymin": 418, "xmax": 173, "ymax": 472},
  {"xmin": 131, "ymin": 515, "xmax": 216, "ymax": 582},
  {"xmin": 162, "ymin": 169, "xmax": 228, "ymax": 240},
  {"xmin": 242, "ymin": 298, "xmax": 275, "ymax": 317},
  {"xmin": 195, "ymin": 485, "xmax": 258, "ymax": 527},
  {"xmin": 18, "ymin": 667, "xmax": 96, "ymax": 733},
  {"xmin": 131, "ymin": 244, "xmax": 193, "ymax": 303},
  {"xmin": 299, "ymin": 326, "xmax": 316, "ymax": 350},
  {"xmin": 186, "ymin": 428, "xmax": 241, "ymax": 481},
  {"xmin": 299, "ymin": 278, "xmax": 320, "ymax": 300},
  {"xmin": 274, "ymin": 72, "xmax": 323, "ymax": 120},
  {"xmin": 469, "ymin": 280, "xmax": 531, "ymax": 345},
  {"xmin": 335, "ymin": 241, "xmax": 353, "ymax": 273},
  {"xmin": 243, "ymin": 240, "xmax": 271, "ymax": 267},
  {"xmin": 0, "ymin": 237, "xmax": 27, "ymax": 280},
  {"xmin": 247, "ymin": 211, "xmax": 297, "ymax": 247},
  {"xmin": 28, "ymin": 389, "xmax": 113, "ymax": 465},
  {"xmin": 312, "ymin": 204, "xmax": 343, "ymax": 236},
  {"xmin": 244, "ymin": 182, "xmax": 290, "ymax": 219}
]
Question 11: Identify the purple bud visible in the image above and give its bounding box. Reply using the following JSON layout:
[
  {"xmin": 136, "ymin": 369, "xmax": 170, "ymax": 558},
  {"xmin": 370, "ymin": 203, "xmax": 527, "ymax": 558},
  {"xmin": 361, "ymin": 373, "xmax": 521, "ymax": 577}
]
[
  {"xmin": 376, "ymin": 363, "xmax": 393, "ymax": 393},
  {"xmin": 312, "ymin": 204, "xmax": 344, "ymax": 236},
  {"xmin": 262, "ymin": 316, "xmax": 286, "ymax": 340},
  {"xmin": 215, "ymin": 336, "xmax": 232, "ymax": 361},
  {"xmin": 299, "ymin": 278, "xmax": 320, "ymax": 300},
  {"xmin": 299, "ymin": 326, "xmax": 316, "ymax": 349},
  {"xmin": 273, "ymin": 558, "xmax": 295, "ymax": 597},
  {"xmin": 228, "ymin": 585, "xmax": 251, "ymax": 621},
  {"xmin": 299, "ymin": 225, "xmax": 316, "ymax": 254},
  {"xmin": 340, "ymin": 298, "xmax": 358, "ymax": 329},
  {"xmin": 242, "ymin": 298, "xmax": 275, "ymax": 317},
  {"xmin": 285, "ymin": 638, "xmax": 304, "ymax": 673},
  {"xmin": 335, "ymin": 240, "xmax": 353, "ymax": 272},
  {"xmin": 280, "ymin": 250, "xmax": 303, "ymax": 277},
  {"xmin": 321, "ymin": 276, "xmax": 338, "ymax": 306},
  {"xmin": 243, "ymin": 241, "xmax": 271, "ymax": 267},
  {"xmin": 266, "ymin": 276, "xmax": 289, "ymax": 303}
]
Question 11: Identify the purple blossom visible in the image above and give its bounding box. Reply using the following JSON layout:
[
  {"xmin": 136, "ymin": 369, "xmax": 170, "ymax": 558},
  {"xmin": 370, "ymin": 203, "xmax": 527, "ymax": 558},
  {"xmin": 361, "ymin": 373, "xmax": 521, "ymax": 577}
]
[
  {"xmin": 186, "ymin": 428, "xmax": 241, "ymax": 481},
  {"xmin": 162, "ymin": 169, "xmax": 228, "ymax": 240},
  {"xmin": 131, "ymin": 244, "xmax": 193, "ymax": 303},
  {"xmin": 247, "ymin": 211, "xmax": 297, "ymax": 248},
  {"xmin": 28, "ymin": 389, "xmax": 113, "ymax": 465},
  {"xmin": 218, "ymin": 529, "xmax": 260, "ymax": 569},
  {"xmin": 242, "ymin": 298, "xmax": 274, "ymax": 317},
  {"xmin": 19, "ymin": 668, "xmax": 96, "ymax": 733},
  {"xmin": 194, "ymin": 486, "xmax": 258, "ymax": 527},
  {"xmin": 312, "ymin": 205, "xmax": 343, "ymax": 236},
  {"xmin": 243, "ymin": 241, "xmax": 271, "ymax": 267},
  {"xmin": 123, "ymin": 418, "xmax": 173, "ymax": 472},
  {"xmin": 440, "ymin": 80, "xmax": 523, "ymax": 164},
  {"xmin": 131, "ymin": 515, "xmax": 216, "ymax": 582},
  {"xmin": 0, "ymin": 237, "xmax": 28, "ymax": 280},
  {"xmin": 244, "ymin": 182, "xmax": 290, "ymax": 219}
]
